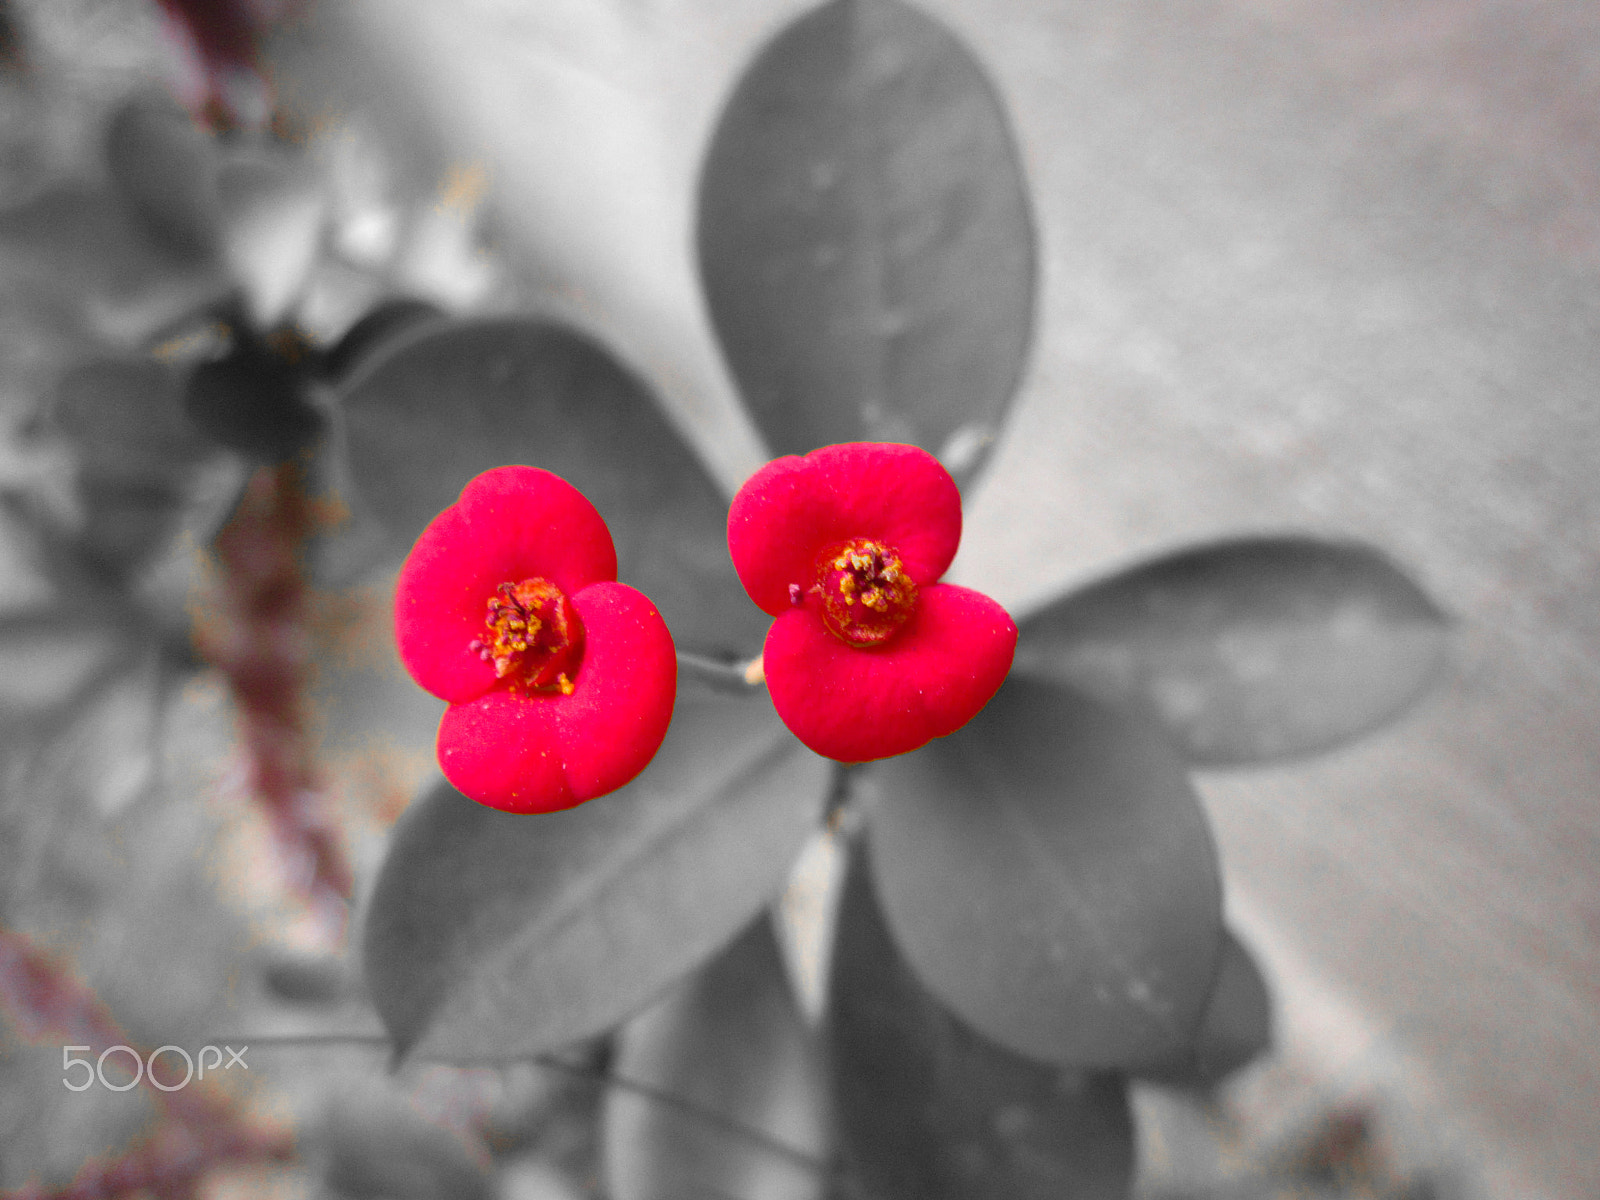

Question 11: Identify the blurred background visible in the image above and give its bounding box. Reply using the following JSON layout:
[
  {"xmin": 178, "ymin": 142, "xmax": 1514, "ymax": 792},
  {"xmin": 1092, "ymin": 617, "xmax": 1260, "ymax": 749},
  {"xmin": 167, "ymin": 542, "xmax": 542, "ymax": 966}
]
[{"xmin": 1, "ymin": 1, "xmax": 1596, "ymax": 1198}]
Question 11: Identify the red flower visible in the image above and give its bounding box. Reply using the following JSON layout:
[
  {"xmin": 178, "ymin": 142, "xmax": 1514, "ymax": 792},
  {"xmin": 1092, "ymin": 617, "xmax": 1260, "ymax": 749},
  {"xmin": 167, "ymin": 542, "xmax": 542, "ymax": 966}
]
[
  {"xmin": 394, "ymin": 466, "xmax": 677, "ymax": 813},
  {"xmin": 728, "ymin": 443, "xmax": 1016, "ymax": 762}
]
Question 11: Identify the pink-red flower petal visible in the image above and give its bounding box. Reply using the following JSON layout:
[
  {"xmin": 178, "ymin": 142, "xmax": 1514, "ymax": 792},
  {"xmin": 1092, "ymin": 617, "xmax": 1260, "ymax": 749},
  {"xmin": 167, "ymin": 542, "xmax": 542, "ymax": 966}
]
[
  {"xmin": 395, "ymin": 467, "xmax": 619, "ymax": 704},
  {"xmin": 729, "ymin": 443, "xmax": 962, "ymax": 615},
  {"xmin": 763, "ymin": 584, "xmax": 1016, "ymax": 762},
  {"xmin": 436, "ymin": 582, "xmax": 677, "ymax": 813}
]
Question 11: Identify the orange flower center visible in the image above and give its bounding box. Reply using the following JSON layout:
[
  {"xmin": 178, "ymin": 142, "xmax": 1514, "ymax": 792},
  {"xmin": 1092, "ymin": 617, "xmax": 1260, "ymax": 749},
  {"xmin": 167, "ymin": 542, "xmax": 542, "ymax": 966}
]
[
  {"xmin": 813, "ymin": 538, "xmax": 918, "ymax": 648},
  {"xmin": 469, "ymin": 578, "xmax": 585, "ymax": 694}
]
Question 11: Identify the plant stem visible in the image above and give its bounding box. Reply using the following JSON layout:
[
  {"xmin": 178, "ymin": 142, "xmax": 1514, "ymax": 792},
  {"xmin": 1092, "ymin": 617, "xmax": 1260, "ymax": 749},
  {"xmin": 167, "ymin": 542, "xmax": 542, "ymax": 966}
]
[
  {"xmin": 226, "ymin": 1029, "xmax": 872, "ymax": 1194},
  {"xmin": 676, "ymin": 650, "xmax": 767, "ymax": 694}
]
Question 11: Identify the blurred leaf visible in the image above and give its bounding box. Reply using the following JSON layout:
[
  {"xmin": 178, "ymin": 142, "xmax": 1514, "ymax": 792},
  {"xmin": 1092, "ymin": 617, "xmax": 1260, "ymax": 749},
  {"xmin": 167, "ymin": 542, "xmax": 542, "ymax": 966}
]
[
  {"xmin": 698, "ymin": 0, "xmax": 1035, "ymax": 484},
  {"xmin": 51, "ymin": 358, "xmax": 209, "ymax": 480},
  {"xmin": 216, "ymin": 155, "xmax": 327, "ymax": 328},
  {"xmin": 0, "ymin": 2, "xmax": 23, "ymax": 71},
  {"xmin": 870, "ymin": 676, "xmax": 1223, "ymax": 1068},
  {"xmin": 1140, "ymin": 929, "xmax": 1273, "ymax": 1090},
  {"xmin": 59, "ymin": 653, "xmax": 166, "ymax": 820},
  {"xmin": 0, "ymin": 183, "xmax": 207, "ymax": 318},
  {"xmin": 183, "ymin": 334, "xmax": 324, "ymax": 462},
  {"xmin": 322, "ymin": 1080, "xmax": 493, "ymax": 1200},
  {"xmin": 258, "ymin": 945, "xmax": 351, "ymax": 1006},
  {"xmin": 320, "ymin": 297, "xmax": 446, "ymax": 384},
  {"xmin": 1013, "ymin": 537, "xmax": 1452, "ymax": 765},
  {"xmin": 363, "ymin": 690, "xmax": 830, "ymax": 1062},
  {"xmin": 50, "ymin": 358, "xmax": 206, "ymax": 578},
  {"xmin": 0, "ymin": 612, "xmax": 129, "ymax": 717},
  {"xmin": 0, "ymin": 173, "xmax": 229, "ymax": 352},
  {"xmin": 498, "ymin": 1160, "xmax": 587, "ymax": 1200},
  {"xmin": 77, "ymin": 477, "xmax": 191, "ymax": 581},
  {"xmin": 830, "ymin": 844, "xmax": 1134, "ymax": 1200},
  {"xmin": 313, "ymin": 0, "xmax": 773, "ymax": 494},
  {"xmin": 602, "ymin": 918, "xmax": 832, "ymax": 1200},
  {"xmin": 341, "ymin": 317, "xmax": 768, "ymax": 656},
  {"xmin": 0, "ymin": 506, "xmax": 53, "ymax": 615},
  {"xmin": 104, "ymin": 90, "xmax": 222, "ymax": 261}
]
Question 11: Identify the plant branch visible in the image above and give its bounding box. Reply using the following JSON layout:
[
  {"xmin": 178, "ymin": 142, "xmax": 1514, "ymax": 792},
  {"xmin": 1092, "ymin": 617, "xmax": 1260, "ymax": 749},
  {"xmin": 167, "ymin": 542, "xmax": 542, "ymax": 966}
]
[
  {"xmin": 199, "ymin": 461, "xmax": 352, "ymax": 942},
  {"xmin": 219, "ymin": 1029, "xmax": 874, "ymax": 1196},
  {"xmin": 676, "ymin": 650, "xmax": 767, "ymax": 695}
]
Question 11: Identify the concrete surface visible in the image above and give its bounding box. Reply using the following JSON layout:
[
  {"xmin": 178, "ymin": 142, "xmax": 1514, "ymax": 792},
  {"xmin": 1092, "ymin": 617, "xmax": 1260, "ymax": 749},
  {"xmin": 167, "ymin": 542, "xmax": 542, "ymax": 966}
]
[{"xmin": 940, "ymin": 2, "xmax": 1600, "ymax": 1197}]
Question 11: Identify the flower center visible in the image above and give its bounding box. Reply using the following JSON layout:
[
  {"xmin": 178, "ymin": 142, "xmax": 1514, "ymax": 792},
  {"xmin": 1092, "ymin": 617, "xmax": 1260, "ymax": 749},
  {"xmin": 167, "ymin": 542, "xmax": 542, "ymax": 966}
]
[
  {"xmin": 813, "ymin": 538, "xmax": 918, "ymax": 648},
  {"xmin": 468, "ymin": 578, "xmax": 585, "ymax": 694}
]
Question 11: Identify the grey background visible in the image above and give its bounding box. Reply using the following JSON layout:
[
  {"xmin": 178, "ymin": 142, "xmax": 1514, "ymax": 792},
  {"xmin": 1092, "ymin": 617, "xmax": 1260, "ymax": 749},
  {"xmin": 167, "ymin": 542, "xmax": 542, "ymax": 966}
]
[{"xmin": 950, "ymin": 3, "xmax": 1600, "ymax": 1195}]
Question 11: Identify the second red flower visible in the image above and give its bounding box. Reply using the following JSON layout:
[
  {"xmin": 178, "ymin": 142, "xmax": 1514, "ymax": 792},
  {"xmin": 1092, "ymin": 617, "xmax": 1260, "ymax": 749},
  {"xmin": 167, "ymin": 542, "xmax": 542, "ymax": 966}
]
[{"xmin": 728, "ymin": 442, "xmax": 1016, "ymax": 762}]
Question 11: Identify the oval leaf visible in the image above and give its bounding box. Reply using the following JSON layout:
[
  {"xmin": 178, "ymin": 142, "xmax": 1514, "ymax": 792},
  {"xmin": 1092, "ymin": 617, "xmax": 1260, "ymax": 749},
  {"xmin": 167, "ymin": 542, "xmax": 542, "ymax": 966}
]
[
  {"xmin": 77, "ymin": 477, "xmax": 190, "ymax": 580},
  {"xmin": 104, "ymin": 90, "xmax": 222, "ymax": 261},
  {"xmin": 321, "ymin": 297, "xmax": 447, "ymax": 384},
  {"xmin": 362, "ymin": 690, "xmax": 830, "ymax": 1062},
  {"xmin": 1013, "ymin": 536, "xmax": 1452, "ymax": 765},
  {"xmin": 831, "ymin": 844, "xmax": 1134, "ymax": 1200},
  {"xmin": 322, "ymin": 1081, "xmax": 493, "ymax": 1200},
  {"xmin": 184, "ymin": 337, "xmax": 324, "ymax": 463},
  {"xmin": 340, "ymin": 317, "xmax": 768, "ymax": 657},
  {"xmin": 698, "ymin": 0, "xmax": 1035, "ymax": 484},
  {"xmin": 216, "ymin": 155, "xmax": 328, "ymax": 328},
  {"xmin": 259, "ymin": 945, "xmax": 352, "ymax": 1007},
  {"xmin": 52, "ymin": 358, "xmax": 208, "ymax": 480},
  {"xmin": 0, "ymin": 183, "xmax": 208, "ymax": 315},
  {"xmin": 870, "ymin": 676, "xmax": 1223, "ymax": 1068},
  {"xmin": 602, "ymin": 918, "xmax": 832, "ymax": 1200},
  {"xmin": 1140, "ymin": 929, "xmax": 1273, "ymax": 1089},
  {"xmin": 0, "ymin": 612, "xmax": 130, "ymax": 716}
]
